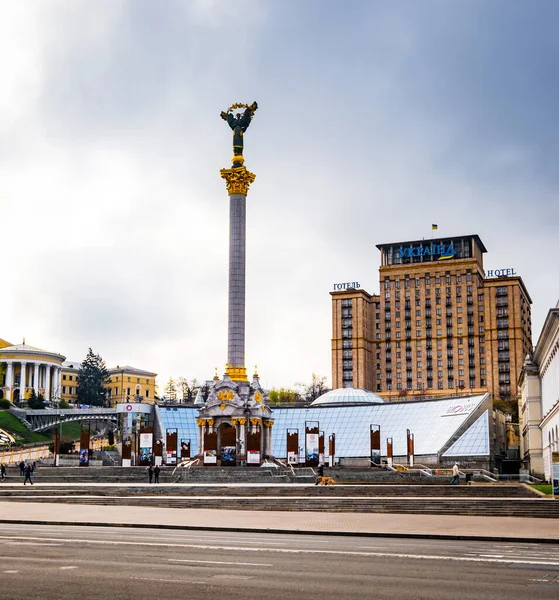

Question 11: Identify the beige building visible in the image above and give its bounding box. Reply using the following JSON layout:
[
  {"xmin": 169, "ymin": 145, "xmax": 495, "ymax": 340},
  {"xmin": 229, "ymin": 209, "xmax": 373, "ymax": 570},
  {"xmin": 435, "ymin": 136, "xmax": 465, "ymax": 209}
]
[
  {"xmin": 60, "ymin": 362, "xmax": 158, "ymax": 407},
  {"xmin": 332, "ymin": 234, "xmax": 532, "ymax": 402}
]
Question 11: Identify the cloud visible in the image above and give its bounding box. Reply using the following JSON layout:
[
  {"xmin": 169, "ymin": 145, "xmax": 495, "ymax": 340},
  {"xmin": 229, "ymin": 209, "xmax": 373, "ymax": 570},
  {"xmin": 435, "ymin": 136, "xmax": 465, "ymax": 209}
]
[{"xmin": 1, "ymin": 0, "xmax": 557, "ymax": 390}]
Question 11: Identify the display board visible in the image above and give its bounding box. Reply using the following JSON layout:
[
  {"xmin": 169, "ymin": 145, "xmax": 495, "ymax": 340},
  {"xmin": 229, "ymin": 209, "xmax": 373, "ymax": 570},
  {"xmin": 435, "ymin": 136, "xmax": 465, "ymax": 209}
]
[
  {"xmin": 79, "ymin": 425, "xmax": 90, "ymax": 467},
  {"xmin": 370, "ymin": 424, "xmax": 381, "ymax": 465},
  {"xmin": 287, "ymin": 429, "xmax": 299, "ymax": 465},
  {"xmin": 204, "ymin": 431, "xmax": 218, "ymax": 465},
  {"xmin": 166, "ymin": 429, "xmax": 178, "ymax": 465},
  {"xmin": 305, "ymin": 421, "xmax": 320, "ymax": 467}
]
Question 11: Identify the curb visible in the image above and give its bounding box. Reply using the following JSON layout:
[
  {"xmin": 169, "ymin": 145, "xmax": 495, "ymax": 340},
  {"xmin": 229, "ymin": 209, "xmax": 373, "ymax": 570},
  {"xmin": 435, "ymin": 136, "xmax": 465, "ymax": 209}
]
[{"xmin": 1, "ymin": 518, "xmax": 558, "ymax": 545}]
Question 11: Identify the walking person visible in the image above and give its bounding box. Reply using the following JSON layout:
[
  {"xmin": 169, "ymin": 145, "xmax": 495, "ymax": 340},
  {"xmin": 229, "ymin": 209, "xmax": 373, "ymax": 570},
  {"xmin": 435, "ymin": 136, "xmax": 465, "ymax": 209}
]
[
  {"xmin": 1, "ymin": 463, "xmax": 6, "ymax": 481},
  {"xmin": 147, "ymin": 464, "xmax": 154, "ymax": 484},
  {"xmin": 315, "ymin": 463, "xmax": 324, "ymax": 485},
  {"xmin": 23, "ymin": 463, "xmax": 33, "ymax": 485},
  {"xmin": 19, "ymin": 461, "xmax": 25, "ymax": 476},
  {"xmin": 449, "ymin": 463, "xmax": 460, "ymax": 485},
  {"xmin": 153, "ymin": 465, "xmax": 160, "ymax": 484}
]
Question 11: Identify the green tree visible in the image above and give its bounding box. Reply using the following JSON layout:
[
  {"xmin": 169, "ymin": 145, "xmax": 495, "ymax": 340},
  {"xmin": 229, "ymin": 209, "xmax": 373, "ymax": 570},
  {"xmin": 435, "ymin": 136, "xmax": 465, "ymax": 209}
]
[
  {"xmin": 164, "ymin": 377, "xmax": 177, "ymax": 402},
  {"xmin": 27, "ymin": 389, "xmax": 46, "ymax": 410},
  {"xmin": 268, "ymin": 387, "xmax": 300, "ymax": 405},
  {"xmin": 77, "ymin": 348, "xmax": 109, "ymax": 407}
]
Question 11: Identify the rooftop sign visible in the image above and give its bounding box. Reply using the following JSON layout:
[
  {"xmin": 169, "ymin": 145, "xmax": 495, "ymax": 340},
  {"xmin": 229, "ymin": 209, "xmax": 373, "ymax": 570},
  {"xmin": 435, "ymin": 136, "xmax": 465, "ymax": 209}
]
[
  {"xmin": 333, "ymin": 282, "xmax": 361, "ymax": 291},
  {"xmin": 398, "ymin": 243, "xmax": 456, "ymax": 261},
  {"xmin": 486, "ymin": 268, "xmax": 516, "ymax": 278},
  {"xmin": 442, "ymin": 401, "xmax": 478, "ymax": 417}
]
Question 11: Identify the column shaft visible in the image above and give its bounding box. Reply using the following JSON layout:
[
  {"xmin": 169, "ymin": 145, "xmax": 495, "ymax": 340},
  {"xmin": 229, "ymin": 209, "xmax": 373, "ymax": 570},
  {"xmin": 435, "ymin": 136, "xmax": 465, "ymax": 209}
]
[
  {"xmin": 20, "ymin": 362, "xmax": 27, "ymax": 398},
  {"xmin": 5, "ymin": 361, "xmax": 13, "ymax": 401},
  {"xmin": 227, "ymin": 193, "xmax": 246, "ymax": 368},
  {"xmin": 34, "ymin": 363, "xmax": 40, "ymax": 394},
  {"xmin": 45, "ymin": 366, "xmax": 51, "ymax": 402}
]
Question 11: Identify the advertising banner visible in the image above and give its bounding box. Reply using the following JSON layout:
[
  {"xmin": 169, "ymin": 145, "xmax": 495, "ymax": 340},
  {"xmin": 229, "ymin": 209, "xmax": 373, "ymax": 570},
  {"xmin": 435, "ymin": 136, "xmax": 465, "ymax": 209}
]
[
  {"xmin": 305, "ymin": 421, "xmax": 320, "ymax": 467},
  {"xmin": 287, "ymin": 429, "xmax": 298, "ymax": 465},
  {"xmin": 319, "ymin": 431, "xmax": 325, "ymax": 465},
  {"xmin": 180, "ymin": 440, "xmax": 191, "ymax": 459},
  {"xmin": 166, "ymin": 429, "xmax": 178, "ymax": 465},
  {"xmin": 79, "ymin": 426, "xmax": 90, "ymax": 467},
  {"xmin": 247, "ymin": 450, "xmax": 260, "ymax": 464},
  {"xmin": 204, "ymin": 449, "xmax": 217, "ymax": 464},
  {"xmin": 204, "ymin": 431, "xmax": 217, "ymax": 466},
  {"xmin": 370, "ymin": 424, "xmax": 381, "ymax": 465},
  {"xmin": 139, "ymin": 432, "xmax": 153, "ymax": 465},
  {"xmin": 306, "ymin": 433, "xmax": 319, "ymax": 464}
]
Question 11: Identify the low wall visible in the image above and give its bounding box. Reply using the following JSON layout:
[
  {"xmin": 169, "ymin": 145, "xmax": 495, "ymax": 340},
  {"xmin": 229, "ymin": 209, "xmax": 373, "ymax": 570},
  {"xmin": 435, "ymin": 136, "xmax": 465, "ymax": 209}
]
[
  {"xmin": 0, "ymin": 445, "xmax": 51, "ymax": 466},
  {"xmin": 40, "ymin": 458, "xmax": 104, "ymax": 467}
]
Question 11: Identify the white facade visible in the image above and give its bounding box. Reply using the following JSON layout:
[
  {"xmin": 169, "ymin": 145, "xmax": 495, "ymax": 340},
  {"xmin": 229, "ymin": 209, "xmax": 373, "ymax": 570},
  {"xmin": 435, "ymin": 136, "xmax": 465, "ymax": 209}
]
[{"xmin": 519, "ymin": 303, "xmax": 559, "ymax": 481}]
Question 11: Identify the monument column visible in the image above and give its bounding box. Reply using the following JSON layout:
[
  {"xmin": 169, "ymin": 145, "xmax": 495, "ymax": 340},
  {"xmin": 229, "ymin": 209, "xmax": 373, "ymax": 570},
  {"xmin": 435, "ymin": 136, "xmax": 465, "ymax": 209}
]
[{"xmin": 220, "ymin": 102, "xmax": 257, "ymax": 383}]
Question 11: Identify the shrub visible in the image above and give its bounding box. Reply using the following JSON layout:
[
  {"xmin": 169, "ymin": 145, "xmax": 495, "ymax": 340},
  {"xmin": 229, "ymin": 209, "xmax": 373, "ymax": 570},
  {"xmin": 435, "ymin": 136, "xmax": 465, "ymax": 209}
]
[{"xmin": 0, "ymin": 399, "xmax": 12, "ymax": 410}]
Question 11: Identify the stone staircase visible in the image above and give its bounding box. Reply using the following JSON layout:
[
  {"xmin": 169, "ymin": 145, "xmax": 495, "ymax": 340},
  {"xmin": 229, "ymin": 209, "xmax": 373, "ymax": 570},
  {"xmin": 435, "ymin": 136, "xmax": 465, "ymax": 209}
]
[{"xmin": 2, "ymin": 465, "xmax": 555, "ymax": 519}]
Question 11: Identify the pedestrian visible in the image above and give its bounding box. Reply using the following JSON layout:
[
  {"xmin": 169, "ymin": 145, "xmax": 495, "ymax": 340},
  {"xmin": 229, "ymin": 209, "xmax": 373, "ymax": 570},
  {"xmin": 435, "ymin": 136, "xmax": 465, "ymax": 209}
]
[
  {"xmin": 147, "ymin": 465, "xmax": 154, "ymax": 484},
  {"xmin": 19, "ymin": 461, "xmax": 25, "ymax": 476},
  {"xmin": 23, "ymin": 464, "xmax": 33, "ymax": 485},
  {"xmin": 315, "ymin": 463, "xmax": 324, "ymax": 485},
  {"xmin": 153, "ymin": 465, "xmax": 160, "ymax": 484},
  {"xmin": 1, "ymin": 464, "xmax": 6, "ymax": 481},
  {"xmin": 449, "ymin": 463, "xmax": 460, "ymax": 485}
]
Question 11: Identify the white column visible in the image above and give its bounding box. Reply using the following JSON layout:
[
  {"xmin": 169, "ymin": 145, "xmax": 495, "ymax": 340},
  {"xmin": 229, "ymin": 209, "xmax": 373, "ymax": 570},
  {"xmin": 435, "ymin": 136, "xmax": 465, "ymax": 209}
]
[
  {"xmin": 34, "ymin": 363, "xmax": 39, "ymax": 394},
  {"xmin": 5, "ymin": 361, "xmax": 13, "ymax": 401},
  {"xmin": 20, "ymin": 362, "xmax": 27, "ymax": 398},
  {"xmin": 45, "ymin": 366, "xmax": 51, "ymax": 401},
  {"xmin": 52, "ymin": 366, "xmax": 59, "ymax": 400}
]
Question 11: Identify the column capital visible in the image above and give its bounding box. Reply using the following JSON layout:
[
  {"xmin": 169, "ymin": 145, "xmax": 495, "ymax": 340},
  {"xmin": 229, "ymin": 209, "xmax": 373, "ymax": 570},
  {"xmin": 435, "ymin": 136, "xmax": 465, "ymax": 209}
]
[{"xmin": 220, "ymin": 166, "xmax": 256, "ymax": 196}]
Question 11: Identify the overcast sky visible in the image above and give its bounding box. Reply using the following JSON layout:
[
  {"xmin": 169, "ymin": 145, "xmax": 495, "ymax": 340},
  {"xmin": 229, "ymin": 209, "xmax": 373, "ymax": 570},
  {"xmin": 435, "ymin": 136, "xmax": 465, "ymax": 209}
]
[{"xmin": 1, "ymin": 1, "xmax": 558, "ymax": 393}]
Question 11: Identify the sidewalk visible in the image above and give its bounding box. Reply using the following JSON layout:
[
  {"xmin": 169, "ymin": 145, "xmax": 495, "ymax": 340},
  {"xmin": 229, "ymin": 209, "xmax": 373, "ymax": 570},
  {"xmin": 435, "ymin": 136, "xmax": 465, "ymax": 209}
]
[{"xmin": 0, "ymin": 501, "xmax": 557, "ymax": 543}]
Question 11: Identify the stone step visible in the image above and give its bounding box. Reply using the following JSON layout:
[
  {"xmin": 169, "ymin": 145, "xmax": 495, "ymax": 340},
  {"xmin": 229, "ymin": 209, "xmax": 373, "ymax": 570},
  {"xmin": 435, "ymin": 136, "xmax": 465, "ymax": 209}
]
[
  {"xmin": 2, "ymin": 495, "xmax": 557, "ymax": 518},
  {"xmin": 0, "ymin": 483, "xmax": 538, "ymax": 498}
]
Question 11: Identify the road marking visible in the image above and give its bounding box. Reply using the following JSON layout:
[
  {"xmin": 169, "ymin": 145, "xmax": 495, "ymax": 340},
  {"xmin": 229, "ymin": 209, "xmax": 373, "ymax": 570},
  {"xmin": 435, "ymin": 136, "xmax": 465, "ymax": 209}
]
[
  {"xmin": 3, "ymin": 570, "xmax": 18, "ymax": 573},
  {"xmin": 129, "ymin": 577, "xmax": 206, "ymax": 584},
  {"xmin": 3, "ymin": 542, "xmax": 62, "ymax": 546},
  {"xmin": 479, "ymin": 554, "xmax": 504, "ymax": 558},
  {"xmin": 59, "ymin": 566, "xmax": 78, "ymax": 570},
  {"xmin": 169, "ymin": 559, "xmax": 272, "ymax": 567},
  {"xmin": 0, "ymin": 535, "xmax": 557, "ymax": 567}
]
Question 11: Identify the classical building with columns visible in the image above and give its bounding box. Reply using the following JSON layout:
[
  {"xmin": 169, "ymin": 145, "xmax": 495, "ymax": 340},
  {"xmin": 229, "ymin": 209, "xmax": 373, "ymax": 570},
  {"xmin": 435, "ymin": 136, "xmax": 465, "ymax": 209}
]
[{"xmin": 0, "ymin": 339, "xmax": 65, "ymax": 404}]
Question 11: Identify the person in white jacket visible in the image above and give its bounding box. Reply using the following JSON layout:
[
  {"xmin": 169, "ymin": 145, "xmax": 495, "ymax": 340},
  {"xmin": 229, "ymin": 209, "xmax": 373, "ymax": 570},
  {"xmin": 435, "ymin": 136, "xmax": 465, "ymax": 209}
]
[{"xmin": 450, "ymin": 463, "xmax": 460, "ymax": 485}]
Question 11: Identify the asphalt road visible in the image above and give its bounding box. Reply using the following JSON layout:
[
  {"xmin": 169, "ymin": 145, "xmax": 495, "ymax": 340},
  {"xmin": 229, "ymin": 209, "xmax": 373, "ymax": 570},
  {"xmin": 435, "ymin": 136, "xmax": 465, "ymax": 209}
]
[{"xmin": 0, "ymin": 524, "xmax": 558, "ymax": 599}]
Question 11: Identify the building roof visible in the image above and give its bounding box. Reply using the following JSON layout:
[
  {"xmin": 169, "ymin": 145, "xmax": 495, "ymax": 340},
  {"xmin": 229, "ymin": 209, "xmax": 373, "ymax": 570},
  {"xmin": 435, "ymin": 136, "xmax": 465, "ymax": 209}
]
[
  {"xmin": 108, "ymin": 365, "xmax": 158, "ymax": 377},
  {"xmin": 62, "ymin": 361, "xmax": 82, "ymax": 370},
  {"xmin": 0, "ymin": 343, "xmax": 65, "ymax": 361},
  {"xmin": 310, "ymin": 387, "xmax": 384, "ymax": 406}
]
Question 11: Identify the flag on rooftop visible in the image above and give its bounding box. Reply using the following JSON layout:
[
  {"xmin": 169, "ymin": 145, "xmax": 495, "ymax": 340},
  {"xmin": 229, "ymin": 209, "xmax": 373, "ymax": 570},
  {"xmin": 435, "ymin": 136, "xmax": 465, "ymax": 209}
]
[{"xmin": 432, "ymin": 224, "xmax": 438, "ymax": 230}]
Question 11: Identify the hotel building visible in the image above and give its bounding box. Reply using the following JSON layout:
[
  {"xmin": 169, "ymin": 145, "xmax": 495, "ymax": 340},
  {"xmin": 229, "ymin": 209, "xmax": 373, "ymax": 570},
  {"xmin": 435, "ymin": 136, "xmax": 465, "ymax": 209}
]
[{"xmin": 332, "ymin": 234, "xmax": 532, "ymax": 402}]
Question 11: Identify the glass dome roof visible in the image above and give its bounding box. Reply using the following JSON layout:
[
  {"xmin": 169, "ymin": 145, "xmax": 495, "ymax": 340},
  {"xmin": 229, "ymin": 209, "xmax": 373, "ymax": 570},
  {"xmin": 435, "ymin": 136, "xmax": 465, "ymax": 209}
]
[{"xmin": 310, "ymin": 387, "xmax": 384, "ymax": 406}]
